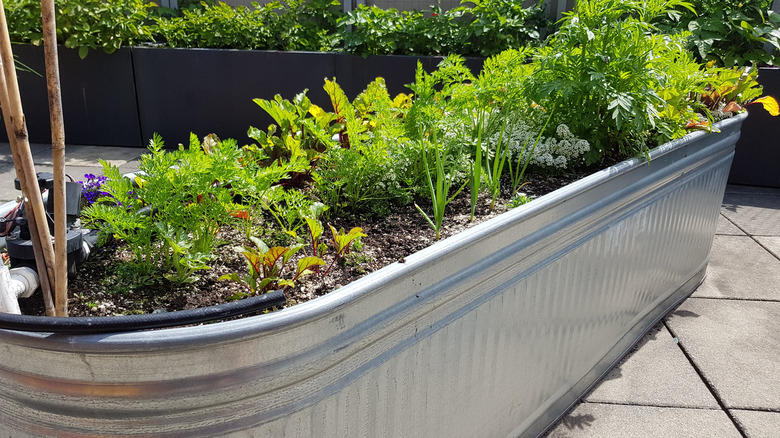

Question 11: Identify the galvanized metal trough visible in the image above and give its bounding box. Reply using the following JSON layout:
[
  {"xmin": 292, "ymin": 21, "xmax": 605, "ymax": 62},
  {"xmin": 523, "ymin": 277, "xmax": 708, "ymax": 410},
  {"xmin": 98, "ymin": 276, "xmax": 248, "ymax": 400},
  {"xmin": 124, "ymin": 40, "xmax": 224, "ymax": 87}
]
[{"xmin": 0, "ymin": 114, "xmax": 745, "ymax": 437}]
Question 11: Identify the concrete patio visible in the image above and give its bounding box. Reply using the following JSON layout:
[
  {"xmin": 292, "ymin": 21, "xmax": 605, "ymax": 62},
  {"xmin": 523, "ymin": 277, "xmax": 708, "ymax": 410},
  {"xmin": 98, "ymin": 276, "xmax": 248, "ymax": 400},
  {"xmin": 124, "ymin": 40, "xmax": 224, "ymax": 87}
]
[{"xmin": 544, "ymin": 184, "xmax": 780, "ymax": 438}]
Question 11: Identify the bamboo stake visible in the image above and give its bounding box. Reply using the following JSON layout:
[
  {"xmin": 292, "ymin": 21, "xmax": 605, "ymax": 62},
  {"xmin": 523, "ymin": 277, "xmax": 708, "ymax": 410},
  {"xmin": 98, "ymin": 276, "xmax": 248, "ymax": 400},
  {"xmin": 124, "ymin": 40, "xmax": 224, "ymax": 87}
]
[
  {"xmin": 0, "ymin": 0, "xmax": 58, "ymax": 315},
  {"xmin": 40, "ymin": 0, "xmax": 67, "ymax": 316},
  {"xmin": 0, "ymin": 64, "xmax": 55, "ymax": 317}
]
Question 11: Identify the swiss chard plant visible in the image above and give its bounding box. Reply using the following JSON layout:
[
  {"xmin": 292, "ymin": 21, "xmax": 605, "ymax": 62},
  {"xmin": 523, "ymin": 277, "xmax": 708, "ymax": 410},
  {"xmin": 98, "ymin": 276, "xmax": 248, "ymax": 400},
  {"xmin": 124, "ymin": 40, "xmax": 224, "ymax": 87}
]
[
  {"xmin": 220, "ymin": 237, "xmax": 324, "ymax": 298},
  {"xmin": 314, "ymin": 78, "xmax": 415, "ymax": 217}
]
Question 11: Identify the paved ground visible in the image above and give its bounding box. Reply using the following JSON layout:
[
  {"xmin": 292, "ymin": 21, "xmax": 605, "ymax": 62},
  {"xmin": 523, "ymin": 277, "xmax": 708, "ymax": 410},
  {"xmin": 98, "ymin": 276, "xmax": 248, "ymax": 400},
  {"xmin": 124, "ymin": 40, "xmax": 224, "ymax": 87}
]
[
  {"xmin": 544, "ymin": 184, "xmax": 780, "ymax": 438},
  {"xmin": 2, "ymin": 143, "xmax": 778, "ymax": 438},
  {"xmin": 0, "ymin": 143, "xmax": 142, "ymax": 203}
]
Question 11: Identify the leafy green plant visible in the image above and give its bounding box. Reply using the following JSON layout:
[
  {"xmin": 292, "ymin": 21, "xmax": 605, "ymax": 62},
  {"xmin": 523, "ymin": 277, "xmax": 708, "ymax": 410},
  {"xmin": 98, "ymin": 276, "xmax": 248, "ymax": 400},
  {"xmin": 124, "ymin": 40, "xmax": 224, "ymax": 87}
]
[
  {"xmin": 525, "ymin": 0, "xmax": 702, "ymax": 164},
  {"xmin": 506, "ymin": 189, "xmax": 534, "ymax": 209},
  {"xmin": 338, "ymin": 0, "xmax": 550, "ymax": 57},
  {"xmin": 302, "ymin": 212, "xmax": 366, "ymax": 268},
  {"xmin": 150, "ymin": 0, "xmax": 216, "ymax": 18},
  {"xmin": 156, "ymin": 222, "xmax": 213, "ymax": 284},
  {"xmin": 468, "ymin": 51, "xmax": 532, "ymax": 212},
  {"xmin": 304, "ymin": 210, "xmax": 366, "ymax": 265},
  {"xmin": 154, "ymin": 0, "xmax": 342, "ymax": 51},
  {"xmin": 414, "ymin": 138, "xmax": 468, "ymax": 239},
  {"xmin": 248, "ymin": 90, "xmax": 337, "ymax": 181},
  {"xmin": 81, "ymin": 133, "xmax": 290, "ymax": 285},
  {"xmin": 5, "ymin": 0, "xmax": 156, "ymax": 58},
  {"xmin": 261, "ymin": 188, "xmax": 313, "ymax": 239},
  {"xmin": 5, "ymin": 0, "xmax": 548, "ymax": 57},
  {"xmin": 222, "ymin": 218, "xmax": 364, "ymax": 297},
  {"xmin": 153, "ymin": 1, "xmax": 277, "ymax": 50},
  {"xmin": 325, "ymin": 224, "xmax": 367, "ymax": 274},
  {"xmin": 406, "ymin": 57, "xmax": 474, "ymax": 237},
  {"xmin": 698, "ymin": 66, "xmax": 778, "ymax": 115},
  {"xmin": 656, "ymin": 0, "xmax": 780, "ymax": 66},
  {"xmin": 462, "ymin": 0, "xmax": 551, "ymax": 56},
  {"xmin": 314, "ymin": 78, "xmax": 414, "ymax": 217},
  {"xmin": 272, "ymin": 0, "xmax": 343, "ymax": 51}
]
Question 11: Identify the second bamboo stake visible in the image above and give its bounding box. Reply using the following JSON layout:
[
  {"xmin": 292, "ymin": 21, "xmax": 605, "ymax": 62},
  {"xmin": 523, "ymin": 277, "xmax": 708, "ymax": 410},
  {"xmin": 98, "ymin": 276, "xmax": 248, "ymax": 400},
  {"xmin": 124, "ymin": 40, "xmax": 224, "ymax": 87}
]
[{"xmin": 41, "ymin": 0, "xmax": 67, "ymax": 317}]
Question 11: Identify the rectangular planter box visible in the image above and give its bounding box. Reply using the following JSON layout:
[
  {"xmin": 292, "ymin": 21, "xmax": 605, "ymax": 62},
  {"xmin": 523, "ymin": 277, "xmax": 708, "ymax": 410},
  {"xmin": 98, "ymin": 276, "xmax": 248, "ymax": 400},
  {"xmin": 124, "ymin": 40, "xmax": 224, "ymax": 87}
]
[
  {"xmin": 3, "ymin": 45, "xmax": 143, "ymax": 147},
  {"xmin": 728, "ymin": 67, "xmax": 780, "ymax": 188},
  {"xmin": 0, "ymin": 114, "xmax": 745, "ymax": 437},
  {"xmin": 6, "ymin": 46, "xmax": 484, "ymax": 148},
  {"xmin": 131, "ymin": 48, "xmax": 483, "ymax": 146},
  {"xmin": 132, "ymin": 48, "xmax": 338, "ymax": 146},
  {"xmin": 333, "ymin": 53, "xmax": 484, "ymax": 101}
]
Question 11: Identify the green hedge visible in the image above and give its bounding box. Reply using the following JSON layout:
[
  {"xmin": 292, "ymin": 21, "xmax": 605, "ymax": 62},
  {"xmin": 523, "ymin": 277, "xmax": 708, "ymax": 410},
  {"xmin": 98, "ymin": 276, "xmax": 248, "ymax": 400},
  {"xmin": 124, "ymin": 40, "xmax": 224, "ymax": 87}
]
[
  {"xmin": 4, "ymin": 0, "xmax": 550, "ymax": 58},
  {"xmin": 4, "ymin": 0, "xmax": 777, "ymax": 65}
]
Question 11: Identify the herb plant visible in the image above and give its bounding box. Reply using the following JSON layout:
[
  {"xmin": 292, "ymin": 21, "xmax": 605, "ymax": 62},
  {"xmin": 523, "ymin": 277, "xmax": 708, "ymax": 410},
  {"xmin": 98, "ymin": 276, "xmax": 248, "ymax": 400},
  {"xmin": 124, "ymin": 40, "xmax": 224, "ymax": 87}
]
[
  {"xmin": 82, "ymin": 133, "xmax": 288, "ymax": 285},
  {"xmin": 406, "ymin": 58, "xmax": 474, "ymax": 238},
  {"xmin": 525, "ymin": 0, "xmax": 704, "ymax": 164}
]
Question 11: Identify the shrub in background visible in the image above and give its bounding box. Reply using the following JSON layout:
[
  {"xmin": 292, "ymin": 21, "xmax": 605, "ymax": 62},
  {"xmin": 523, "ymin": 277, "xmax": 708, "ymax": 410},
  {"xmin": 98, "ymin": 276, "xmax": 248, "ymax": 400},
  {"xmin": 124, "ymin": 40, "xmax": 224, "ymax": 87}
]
[{"xmin": 655, "ymin": 0, "xmax": 780, "ymax": 66}]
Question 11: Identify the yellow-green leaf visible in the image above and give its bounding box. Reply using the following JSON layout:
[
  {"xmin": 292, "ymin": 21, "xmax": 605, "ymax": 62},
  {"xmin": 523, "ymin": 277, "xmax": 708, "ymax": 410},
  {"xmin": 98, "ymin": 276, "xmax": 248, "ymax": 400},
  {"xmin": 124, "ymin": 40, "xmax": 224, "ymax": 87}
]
[{"xmin": 753, "ymin": 96, "xmax": 779, "ymax": 117}]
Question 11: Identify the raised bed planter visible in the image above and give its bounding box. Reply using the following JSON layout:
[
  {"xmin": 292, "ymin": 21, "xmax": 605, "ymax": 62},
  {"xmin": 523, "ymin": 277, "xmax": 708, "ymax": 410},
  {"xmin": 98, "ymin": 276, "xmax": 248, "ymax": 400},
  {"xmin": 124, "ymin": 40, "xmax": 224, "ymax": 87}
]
[
  {"xmin": 0, "ymin": 114, "xmax": 745, "ymax": 437},
  {"xmin": 729, "ymin": 67, "xmax": 780, "ymax": 188}
]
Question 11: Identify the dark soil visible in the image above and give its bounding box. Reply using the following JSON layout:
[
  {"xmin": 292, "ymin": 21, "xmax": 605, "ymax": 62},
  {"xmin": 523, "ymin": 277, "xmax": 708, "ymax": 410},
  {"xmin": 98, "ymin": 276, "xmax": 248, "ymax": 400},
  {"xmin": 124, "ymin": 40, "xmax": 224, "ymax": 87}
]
[{"xmin": 18, "ymin": 171, "xmax": 590, "ymax": 318}]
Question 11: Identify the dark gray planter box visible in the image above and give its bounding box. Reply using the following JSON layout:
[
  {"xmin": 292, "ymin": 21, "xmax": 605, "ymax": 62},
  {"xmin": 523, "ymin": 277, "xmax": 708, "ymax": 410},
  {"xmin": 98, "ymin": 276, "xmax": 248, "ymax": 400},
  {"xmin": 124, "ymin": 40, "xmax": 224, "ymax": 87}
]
[
  {"xmin": 133, "ymin": 48, "xmax": 483, "ymax": 146},
  {"xmin": 132, "ymin": 48, "xmax": 337, "ymax": 146},
  {"xmin": 333, "ymin": 53, "xmax": 484, "ymax": 100},
  {"xmin": 729, "ymin": 67, "xmax": 780, "ymax": 188},
  {"xmin": 6, "ymin": 45, "xmax": 484, "ymax": 148},
  {"xmin": 4, "ymin": 45, "xmax": 142, "ymax": 147}
]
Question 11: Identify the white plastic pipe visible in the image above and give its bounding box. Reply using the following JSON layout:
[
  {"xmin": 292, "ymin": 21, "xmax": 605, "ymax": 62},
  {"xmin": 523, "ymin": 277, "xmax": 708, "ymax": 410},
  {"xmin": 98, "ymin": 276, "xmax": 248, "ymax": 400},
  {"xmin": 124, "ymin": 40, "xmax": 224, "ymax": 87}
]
[{"xmin": 0, "ymin": 265, "xmax": 40, "ymax": 314}]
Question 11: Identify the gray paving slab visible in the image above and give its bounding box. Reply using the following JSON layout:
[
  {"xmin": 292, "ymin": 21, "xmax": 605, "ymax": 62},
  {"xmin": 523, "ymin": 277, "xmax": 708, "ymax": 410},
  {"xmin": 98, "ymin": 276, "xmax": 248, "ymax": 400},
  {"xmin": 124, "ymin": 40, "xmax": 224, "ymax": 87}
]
[
  {"xmin": 692, "ymin": 235, "xmax": 780, "ymax": 300},
  {"xmin": 717, "ymin": 214, "xmax": 746, "ymax": 235},
  {"xmin": 666, "ymin": 298, "xmax": 780, "ymax": 410},
  {"xmin": 721, "ymin": 187, "xmax": 780, "ymax": 236},
  {"xmin": 730, "ymin": 409, "xmax": 780, "ymax": 438},
  {"xmin": 584, "ymin": 324, "xmax": 718, "ymax": 408},
  {"xmin": 0, "ymin": 161, "xmax": 20, "ymax": 204},
  {"xmin": 29, "ymin": 144, "xmax": 143, "ymax": 167},
  {"xmin": 543, "ymin": 402, "xmax": 741, "ymax": 438},
  {"xmin": 755, "ymin": 236, "xmax": 780, "ymax": 260},
  {"xmin": 0, "ymin": 142, "xmax": 48, "ymax": 164}
]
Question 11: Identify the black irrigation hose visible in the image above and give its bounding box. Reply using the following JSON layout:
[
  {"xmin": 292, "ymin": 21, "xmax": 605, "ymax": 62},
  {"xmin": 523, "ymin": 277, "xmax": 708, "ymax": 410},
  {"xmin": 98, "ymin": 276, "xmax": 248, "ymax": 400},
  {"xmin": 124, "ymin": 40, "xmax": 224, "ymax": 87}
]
[{"xmin": 0, "ymin": 290, "xmax": 286, "ymax": 334}]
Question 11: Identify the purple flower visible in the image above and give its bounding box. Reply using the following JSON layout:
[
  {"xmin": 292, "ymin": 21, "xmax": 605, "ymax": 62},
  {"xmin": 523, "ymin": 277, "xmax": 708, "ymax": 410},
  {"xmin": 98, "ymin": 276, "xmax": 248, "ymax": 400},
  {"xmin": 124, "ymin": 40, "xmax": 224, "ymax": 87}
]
[{"xmin": 79, "ymin": 173, "xmax": 112, "ymax": 205}]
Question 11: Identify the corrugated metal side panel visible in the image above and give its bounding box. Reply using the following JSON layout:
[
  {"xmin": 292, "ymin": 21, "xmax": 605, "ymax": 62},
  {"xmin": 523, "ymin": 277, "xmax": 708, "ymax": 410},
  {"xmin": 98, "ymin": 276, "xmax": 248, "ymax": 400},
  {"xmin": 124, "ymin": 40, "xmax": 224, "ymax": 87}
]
[
  {"xmin": 255, "ymin": 153, "xmax": 733, "ymax": 438},
  {"xmin": 0, "ymin": 115, "xmax": 742, "ymax": 437}
]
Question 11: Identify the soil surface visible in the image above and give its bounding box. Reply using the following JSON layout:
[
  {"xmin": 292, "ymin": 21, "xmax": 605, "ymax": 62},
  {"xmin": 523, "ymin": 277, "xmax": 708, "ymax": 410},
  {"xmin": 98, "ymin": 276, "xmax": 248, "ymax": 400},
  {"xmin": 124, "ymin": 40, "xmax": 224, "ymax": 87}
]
[{"xmin": 18, "ymin": 170, "xmax": 591, "ymax": 319}]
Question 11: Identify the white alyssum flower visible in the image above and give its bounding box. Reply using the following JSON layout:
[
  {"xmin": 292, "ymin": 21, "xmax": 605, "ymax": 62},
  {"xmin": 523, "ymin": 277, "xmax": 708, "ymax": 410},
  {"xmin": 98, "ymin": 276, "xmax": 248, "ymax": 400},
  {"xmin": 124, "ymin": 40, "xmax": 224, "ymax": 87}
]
[{"xmin": 502, "ymin": 119, "xmax": 590, "ymax": 170}]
